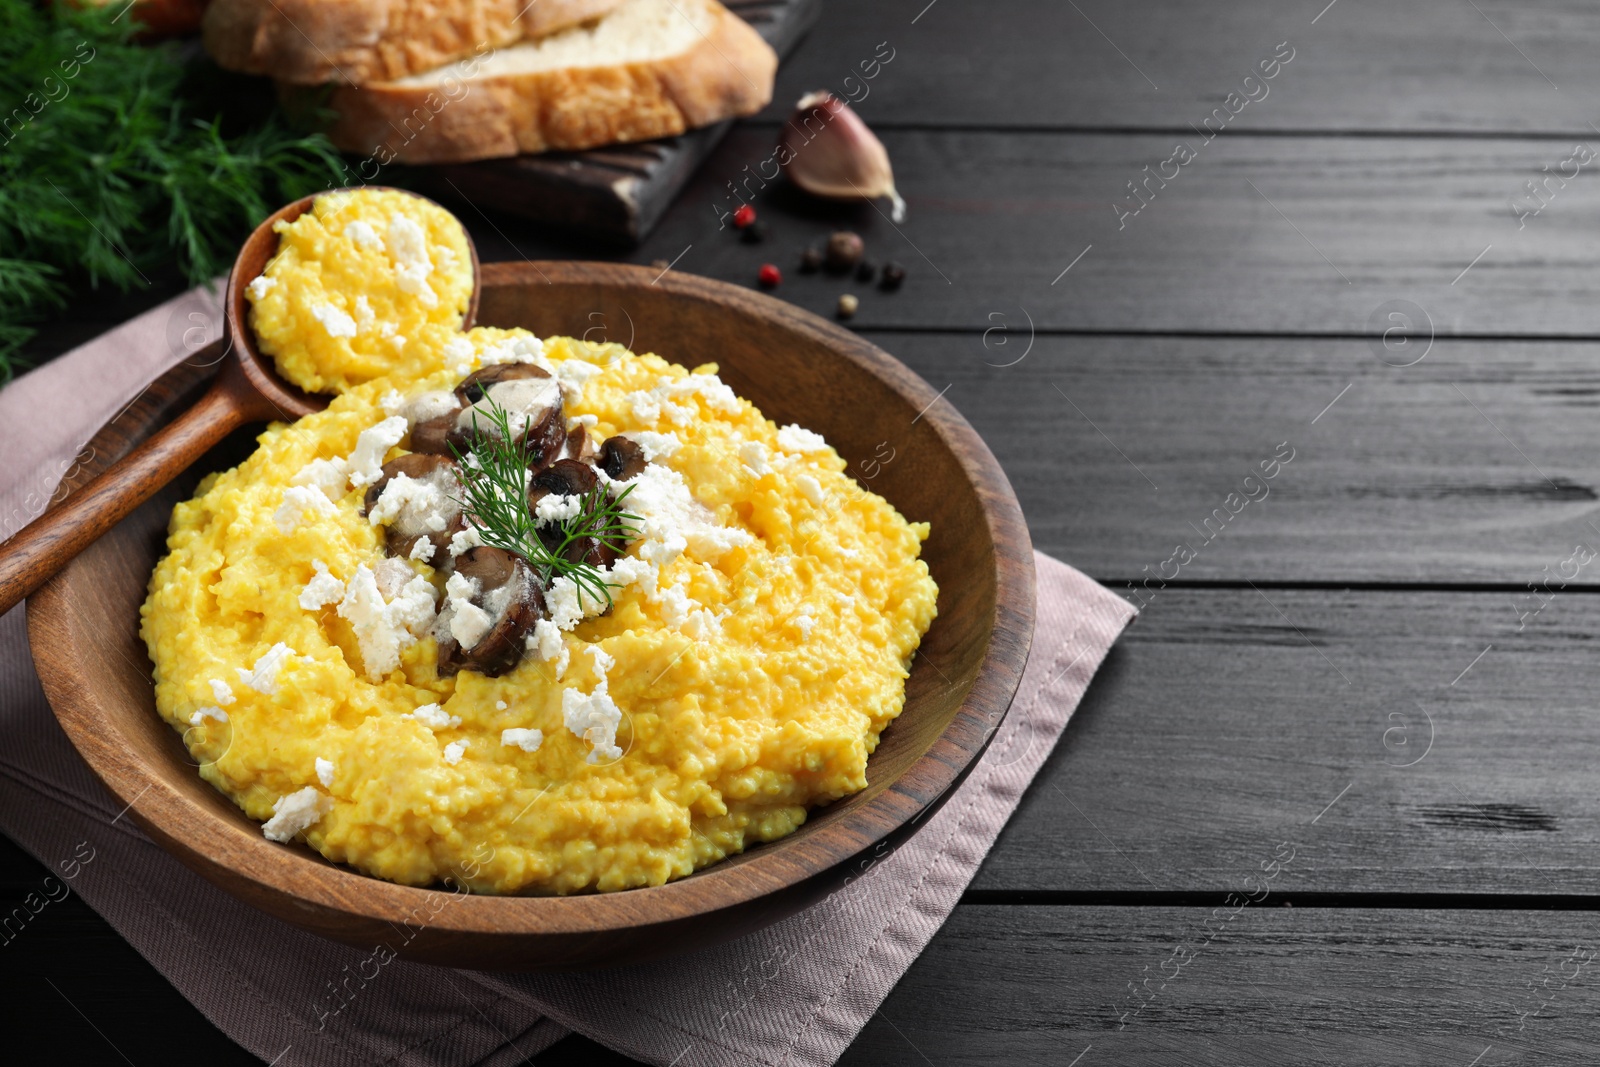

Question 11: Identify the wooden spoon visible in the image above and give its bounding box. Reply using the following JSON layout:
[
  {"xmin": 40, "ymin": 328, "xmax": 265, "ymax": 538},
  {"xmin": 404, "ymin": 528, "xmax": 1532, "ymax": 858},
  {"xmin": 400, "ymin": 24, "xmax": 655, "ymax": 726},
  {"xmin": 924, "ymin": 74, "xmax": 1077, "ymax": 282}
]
[{"xmin": 0, "ymin": 187, "xmax": 480, "ymax": 616}]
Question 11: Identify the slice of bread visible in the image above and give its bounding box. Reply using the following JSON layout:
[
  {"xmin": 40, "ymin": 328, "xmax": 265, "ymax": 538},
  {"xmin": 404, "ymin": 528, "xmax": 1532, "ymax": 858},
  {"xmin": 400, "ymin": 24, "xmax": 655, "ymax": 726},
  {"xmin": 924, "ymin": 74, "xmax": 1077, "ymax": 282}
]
[
  {"xmin": 312, "ymin": 0, "xmax": 776, "ymax": 164},
  {"xmin": 204, "ymin": 0, "xmax": 627, "ymax": 84}
]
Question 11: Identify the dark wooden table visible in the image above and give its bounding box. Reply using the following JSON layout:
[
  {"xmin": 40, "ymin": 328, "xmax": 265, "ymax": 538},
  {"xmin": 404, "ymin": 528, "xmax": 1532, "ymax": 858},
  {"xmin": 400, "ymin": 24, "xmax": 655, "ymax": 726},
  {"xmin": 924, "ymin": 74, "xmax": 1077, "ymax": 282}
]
[{"xmin": 12, "ymin": 0, "xmax": 1600, "ymax": 1062}]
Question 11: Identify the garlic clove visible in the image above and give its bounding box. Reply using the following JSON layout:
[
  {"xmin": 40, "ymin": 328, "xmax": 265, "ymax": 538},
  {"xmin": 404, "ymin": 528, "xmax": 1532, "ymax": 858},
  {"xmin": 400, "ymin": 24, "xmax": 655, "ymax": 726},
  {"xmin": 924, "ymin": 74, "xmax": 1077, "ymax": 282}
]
[{"xmin": 777, "ymin": 91, "xmax": 906, "ymax": 223}]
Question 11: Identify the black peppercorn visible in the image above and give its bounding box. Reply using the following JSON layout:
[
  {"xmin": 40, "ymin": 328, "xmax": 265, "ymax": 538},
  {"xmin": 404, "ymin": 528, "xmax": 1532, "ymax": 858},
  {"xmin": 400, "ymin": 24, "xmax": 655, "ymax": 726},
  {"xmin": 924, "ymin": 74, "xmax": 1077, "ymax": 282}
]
[
  {"xmin": 825, "ymin": 231, "xmax": 864, "ymax": 272},
  {"xmin": 855, "ymin": 258, "xmax": 877, "ymax": 282},
  {"xmin": 879, "ymin": 262, "xmax": 906, "ymax": 290},
  {"xmin": 740, "ymin": 221, "xmax": 768, "ymax": 244},
  {"xmin": 799, "ymin": 246, "xmax": 823, "ymax": 273}
]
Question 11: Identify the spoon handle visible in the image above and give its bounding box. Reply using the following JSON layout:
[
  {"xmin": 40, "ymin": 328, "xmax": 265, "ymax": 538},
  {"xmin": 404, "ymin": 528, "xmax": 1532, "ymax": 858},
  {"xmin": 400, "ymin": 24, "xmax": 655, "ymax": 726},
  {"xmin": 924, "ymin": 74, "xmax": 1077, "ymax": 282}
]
[{"xmin": 0, "ymin": 381, "xmax": 248, "ymax": 617}]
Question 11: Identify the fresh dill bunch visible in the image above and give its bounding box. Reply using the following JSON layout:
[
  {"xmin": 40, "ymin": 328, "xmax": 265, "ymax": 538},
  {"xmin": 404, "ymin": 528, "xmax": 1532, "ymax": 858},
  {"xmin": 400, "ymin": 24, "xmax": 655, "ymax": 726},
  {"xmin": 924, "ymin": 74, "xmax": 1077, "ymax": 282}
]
[
  {"xmin": 0, "ymin": 0, "xmax": 345, "ymax": 381},
  {"xmin": 450, "ymin": 399, "xmax": 642, "ymax": 609}
]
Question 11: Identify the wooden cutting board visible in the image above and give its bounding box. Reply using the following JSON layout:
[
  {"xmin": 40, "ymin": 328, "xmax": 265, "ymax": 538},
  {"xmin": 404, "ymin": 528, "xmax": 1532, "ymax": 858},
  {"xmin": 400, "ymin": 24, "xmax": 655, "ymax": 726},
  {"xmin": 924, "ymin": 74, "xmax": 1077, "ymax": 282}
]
[{"xmin": 413, "ymin": 0, "xmax": 820, "ymax": 244}]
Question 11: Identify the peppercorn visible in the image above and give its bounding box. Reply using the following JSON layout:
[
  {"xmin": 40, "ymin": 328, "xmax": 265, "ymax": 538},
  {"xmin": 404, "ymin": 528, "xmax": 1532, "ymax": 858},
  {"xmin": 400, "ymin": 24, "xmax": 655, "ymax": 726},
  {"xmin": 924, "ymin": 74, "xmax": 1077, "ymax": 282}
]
[
  {"xmin": 799, "ymin": 246, "xmax": 823, "ymax": 273},
  {"xmin": 740, "ymin": 220, "xmax": 768, "ymax": 244},
  {"xmin": 879, "ymin": 262, "xmax": 907, "ymax": 290},
  {"xmin": 758, "ymin": 263, "xmax": 782, "ymax": 288},
  {"xmin": 733, "ymin": 203, "xmax": 756, "ymax": 229},
  {"xmin": 855, "ymin": 258, "xmax": 877, "ymax": 282},
  {"xmin": 825, "ymin": 231, "xmax": 864, "ymax": 272},
  {"xmin": 837, "ymin": 293, "xmax": 859, "ymax": 319}
]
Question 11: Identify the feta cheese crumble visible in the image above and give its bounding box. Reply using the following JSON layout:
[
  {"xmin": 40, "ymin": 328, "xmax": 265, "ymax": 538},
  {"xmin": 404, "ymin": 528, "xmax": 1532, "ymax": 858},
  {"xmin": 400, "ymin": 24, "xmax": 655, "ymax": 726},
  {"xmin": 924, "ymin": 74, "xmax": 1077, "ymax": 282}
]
[
  {"xmin": 298, "ymin": 560, "xmax": 345, "ymax": 610},
  {"xmin": 533, "ymin": 493, "xmax": 583, "ymax": 525},
  {"xmin": 273, "ymin": 484, "xmax": 334, "ymax": 534},
  {"xmin": 314, "ymin": 757, "xmax": 336, "ymax": 787},
  {"xmin": 501, "ymin": 728, "xmax": 544, "ymax": 753},
  {"xmin": 404, "ymin": 702, "xmax": 461, "ymax": 730},
  {"xmin": 189, "ymin": 706, "xmax": 228, "ymax": 726},
  {"xmin": 309, "ymin": 303, "xmax": 358, "ymax": 339},
  {"xmin": 345, "ymin": 219, "xmax": 383, "ymax": 251},
  {"xmin": 562, "ymin": 646, "xmax": 624, "ymax": 764},
  {"xmin": 443, "ymin": 572, "xmax": 492, "ymax": 648},
  {"xmin": 776, "ymin": 424, "xmax": 829, "ymax": 454},
  {"xmin": 386, "ymin": 214, "xmax": 437, "ymax": 308},
  {"xmin": 738, "ymin": 440, "xmax": 769, "ymax": 477},
  {"xmin": 367, "ymin": 472, "xmax": 450, "ymax": 532},
  {"xmin": 443, "ymin": 740, "xmax": 468, "ymax": 765},
  {"xmin": 796, "ymin": 474, "xmax": 826, "ymax": 507},
  {"xmin": 335, "ymin": 564, "xmax": 437, "ymax": 680},
  {"xmin": 344, "ymin": 416, "xmax": 408, "ymax": 489},
  {"xmin": 236, "ymin": 643, "xmax": 293, "ymax": 695},
  {"xmin": 246, "ymin": 274, "xmax": 276, "ymax": 300},
  {"xmin": 290, "ymin": 458, "xmax": 349, "ymax": 502},
  {"xmin": 261, "ymin": 787, "xmax": 331, "ymax": 843},
  {"xmin": 209, "ymin": 679, "xmax": 236, "ymax": 706}
]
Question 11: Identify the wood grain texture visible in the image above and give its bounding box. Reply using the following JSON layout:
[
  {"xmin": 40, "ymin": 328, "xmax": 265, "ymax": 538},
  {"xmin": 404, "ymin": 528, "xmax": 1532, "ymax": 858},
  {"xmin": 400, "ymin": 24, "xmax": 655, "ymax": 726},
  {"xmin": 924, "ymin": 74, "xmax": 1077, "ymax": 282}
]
[
  {"xmin": 584, "ymin": 127, "xmax": 1600, "ymax": 335},
  {"xmin": 25, "ymin": 261, "xmax": 1034, "ymax": 970},
  {"xmin": 975, "ymin": 589, "xmax": 1600, "ymax": 896},
  {"xmin": 760, "ymin": 0, "xmax": 1600, "ymax": 137},
  {"xmin": 837, "ymin": 904, "xmax": 1600, "ymax": 1065},
  {"xmin": 869, "ymin": 332, "xmax": 1600, "ymax": 584}
]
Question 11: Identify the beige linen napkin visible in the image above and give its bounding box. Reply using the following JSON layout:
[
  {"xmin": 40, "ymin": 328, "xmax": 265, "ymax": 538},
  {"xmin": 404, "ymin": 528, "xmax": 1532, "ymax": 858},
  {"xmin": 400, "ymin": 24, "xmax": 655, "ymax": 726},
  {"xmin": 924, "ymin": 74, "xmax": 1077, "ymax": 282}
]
[{"xmin": 0, "ymin": 287, "xmax": 1135, "ymax": 1067}]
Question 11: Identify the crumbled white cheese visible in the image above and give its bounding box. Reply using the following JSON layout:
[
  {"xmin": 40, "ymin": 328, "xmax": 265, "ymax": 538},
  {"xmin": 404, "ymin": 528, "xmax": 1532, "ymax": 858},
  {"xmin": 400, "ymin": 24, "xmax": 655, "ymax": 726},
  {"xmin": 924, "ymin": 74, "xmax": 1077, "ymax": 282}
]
[
  {"xmin": 563, "ymin": 646, "xmax": 624, "ymax": 764},
  {"xmin": 443, "ymin": 740, "xmax": 468, "ymax": 765},
  {"xmin": 345, "ymin": 219, "xmax": 383, "ymax": 251},
  {"xmin": 237, "ymin": 643, "xmax": 293, "ymax": 695},
  {"xmin": 261, "ymin": 787, "xmax": 331, "ymax": 843},
  {"xmin": 739, "ymin": 440, "xmax": 769, "ymax": 477},
  {"xmin": 408, "ymin": 537, "xmax": 436, "ymax": 563},
  {"xmin": 533, "ymin": 493, "xmax": 583, "ymax": 526},
  {"xmin": 527, "ymin": 618, "xmax": 570, "ymax": 678},
  {"xmin": 344, "ymin": 416, "xmax": 408, "ymax": 489},
  {"xmin": 621, "ymin": 462, "xmax": 753, "ymax": 564},
  {"xmin": 607, "ymin": 555, "xmax": 658, "ymax": 599},
  {"xmin": 314, "ymin": 757, "xmax": 336, "ymax": 787},
  {"xmin": 273, "ymin": 485, "xmax": 334, "ymax": 534},
  {"xmin": 290, "ymin": 458, "xmax": 349, "ymax": 502},
  {"xmin": 404, "ymin": 702, "xmax": 461, "ymax": 730},
  {"xmin": 246, "ymin": 274, "xmax": 276, "ymax": 300},
  {"xmin": 209, "ymin": 679, "xmax": 235, "ymax": 706},
  {"xmin": 545, "ymin": 575, "xmax": 587, "ymax": 630},
  {"xmin": 449, "ymin": 525, "xmax": 485, "ymax": 558},
  {"xmin": 501, "ymin": 728, "xmax": 543, "ymax": 753},
  {"xmin": 386, "ymin": 214, "xmax": 437, "ymax": 308},
  {"xmin": 776, "ymin": 424, "xmax": 829, "ymax": 454},
  {"xmin": 555, "ymin": 357, "xmax": 602, "ymax": 404},
  {"xmin": 372, "ymin": 558, "xmax": 412, "ymax": 600},
  {"xmin": 443, "ymin": 336, "xmax": 475, "ymax": 376},
  {"xmin": 336, "ymin": 565, "xmax": 437, "ymax": 680},
  {"xmin": 495, "ymin": 700, "xmax": 508, "ymax": 711},
  {"xmin": 189, "ymin": 706, "xmax": 228, "ymax": 726},
  {"xmin": 626, "ymin": 431, "xmax": 680, "ymax": 461},
  {"xmin": 390, "ymin": 334, "xmax": 407, "ymax": 350},
  {"xmin": 796, "ymin": 473, "xmax": 826, "ymax": 507},
  {"xmin": 353, "ymin": 295, "xmax": 375, "ymax": 331},
  {"xmin": 310, "ymin": 303, "xmax": 358, "ymax": 339},
  {"xmin": 298, "ymin": 559, "xmax": 345, "ymax": 610},
  {"xmin": 794, "ymin": 613, "xmax": 816, "ymax": 640},
  {"xmin": 379, "ymin": 389, "xmax": 405, "ymax": 415},
  {"xmin": 367, "ymin": 472, "xmax": 450, "ymax": 532},
  {"xmin": 573, "ymin": 413, "xmax": 599, "ymax": 430},
  {"xmin": 480, "ymin": 333, "xmax": 547, "ymax": 368}
]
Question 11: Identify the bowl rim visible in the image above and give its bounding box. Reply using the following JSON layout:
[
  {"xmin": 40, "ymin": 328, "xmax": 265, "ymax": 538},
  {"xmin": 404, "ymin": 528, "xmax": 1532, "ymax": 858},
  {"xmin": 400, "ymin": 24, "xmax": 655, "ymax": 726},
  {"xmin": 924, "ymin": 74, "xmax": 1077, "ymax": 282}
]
[{"xmin": 29, "ymin": 260, "xmax": 1036, "ymax": 940}]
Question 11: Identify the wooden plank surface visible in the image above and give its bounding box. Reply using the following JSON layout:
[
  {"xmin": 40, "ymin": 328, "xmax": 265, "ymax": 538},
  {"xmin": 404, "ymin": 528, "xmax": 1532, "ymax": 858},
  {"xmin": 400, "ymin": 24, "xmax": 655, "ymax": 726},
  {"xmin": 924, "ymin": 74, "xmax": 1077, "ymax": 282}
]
[
  {"xmin": 581, "ymin": 127, "xmax": 1600, "ymax": 335},
  {"xmin": 973, "ymin": 589, "xmax": 1600, "ymax": 896},
  {"xmin": 837, "ymin": 904, "xmax": 1600, "ymax": 1066},
  {"xmin": 761, "ymin": 0, "xmax": 1600, "ymax": 136},
  {"xmin": 871, "ymin": 332, "xmax": 1600, "ymax": 583}
]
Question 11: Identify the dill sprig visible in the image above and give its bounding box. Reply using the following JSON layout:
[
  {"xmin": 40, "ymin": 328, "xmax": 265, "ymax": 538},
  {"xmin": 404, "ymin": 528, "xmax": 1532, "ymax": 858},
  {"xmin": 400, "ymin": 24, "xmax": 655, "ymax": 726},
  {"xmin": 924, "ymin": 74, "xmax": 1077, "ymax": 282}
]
[
  {"xmin": 449, "ymin": 399, "xmax": 642, "ymax": 609},
  {"xmin": 0, "ymin": 0, "xmax": 345, "ymax": 382}
]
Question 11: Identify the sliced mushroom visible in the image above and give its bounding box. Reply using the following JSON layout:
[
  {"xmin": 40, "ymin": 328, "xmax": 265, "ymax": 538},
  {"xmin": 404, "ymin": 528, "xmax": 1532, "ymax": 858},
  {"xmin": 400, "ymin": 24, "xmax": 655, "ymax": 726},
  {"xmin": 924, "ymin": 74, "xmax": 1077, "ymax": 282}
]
[
  {"xmin": 362, "ymin": 454, "xmax": 466, "ymax": 562},
  {"xmin": 446, "ymin": 364, "xmax": 566, "ymax": 466},
  {"xmin": 532, "ymin": 458, "xmax": 599, "ymax": 499},
  {"xmin": 436, "ymin": 547, "xmax": 545, "ymax": 677},
  {"xmin": 599, "ymin": 435, "xmax": 648, "ymax": 482},
  {"xmin": 561, "ymin": 423, "xmax": 600, "ymax": 464}
]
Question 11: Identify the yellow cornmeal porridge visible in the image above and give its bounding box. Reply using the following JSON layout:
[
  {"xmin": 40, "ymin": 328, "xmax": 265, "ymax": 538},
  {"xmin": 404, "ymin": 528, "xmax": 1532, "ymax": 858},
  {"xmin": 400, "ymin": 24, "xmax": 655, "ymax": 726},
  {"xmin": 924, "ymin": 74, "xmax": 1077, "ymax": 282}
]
[{"xmin": 140, "ymin": 190, "xmax": 937, "ymax": 894}]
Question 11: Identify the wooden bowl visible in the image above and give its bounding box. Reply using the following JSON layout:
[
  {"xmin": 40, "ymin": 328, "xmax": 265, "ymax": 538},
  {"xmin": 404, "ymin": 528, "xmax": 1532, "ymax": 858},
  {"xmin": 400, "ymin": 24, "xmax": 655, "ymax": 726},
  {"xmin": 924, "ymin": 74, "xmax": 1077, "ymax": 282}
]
[{"xmin": 27, "ymin": 262, "xmax": 1035, "ymax": 970}]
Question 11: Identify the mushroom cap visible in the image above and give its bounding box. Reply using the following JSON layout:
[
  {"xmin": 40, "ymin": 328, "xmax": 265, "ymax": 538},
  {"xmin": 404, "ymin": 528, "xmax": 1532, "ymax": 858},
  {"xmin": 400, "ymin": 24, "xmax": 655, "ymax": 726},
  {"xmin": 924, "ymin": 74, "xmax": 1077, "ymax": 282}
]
[
  {"xmin": 362, "ymin": 453, "xmax": 465, "ymax": 561},
  {"xmin": 599, "ymin": 435, "xmax": 648, "ymax": 482},
  {"xmin": 436, "ymin": 546, "xmax": 546, "ymax": 678},
  {"xmin": 447, "ymin": 364, "xmax": 566, "ymax": 467}
]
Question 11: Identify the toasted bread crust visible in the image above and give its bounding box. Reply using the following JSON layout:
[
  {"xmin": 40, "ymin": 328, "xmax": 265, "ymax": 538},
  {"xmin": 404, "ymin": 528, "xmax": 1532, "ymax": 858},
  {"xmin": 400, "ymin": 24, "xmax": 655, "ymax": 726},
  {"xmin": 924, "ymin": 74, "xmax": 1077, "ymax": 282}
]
[
  {"xmin": 203, "ymin": 0, "xmax": 625, "ymax": 84},
  {"xmin": 315, "ymin": 2, "xmax": 776, "ymax": 164}
]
